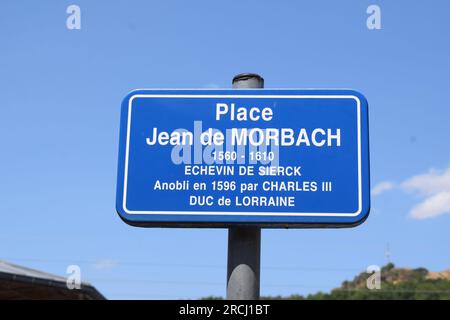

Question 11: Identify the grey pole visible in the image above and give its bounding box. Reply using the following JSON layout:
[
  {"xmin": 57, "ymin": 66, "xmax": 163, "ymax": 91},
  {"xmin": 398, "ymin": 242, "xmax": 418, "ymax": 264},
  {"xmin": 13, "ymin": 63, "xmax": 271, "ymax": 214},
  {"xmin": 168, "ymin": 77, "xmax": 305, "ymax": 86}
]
[{"xmin": 227, "ymin": 73, "xmax": 263, "ymax": 300}]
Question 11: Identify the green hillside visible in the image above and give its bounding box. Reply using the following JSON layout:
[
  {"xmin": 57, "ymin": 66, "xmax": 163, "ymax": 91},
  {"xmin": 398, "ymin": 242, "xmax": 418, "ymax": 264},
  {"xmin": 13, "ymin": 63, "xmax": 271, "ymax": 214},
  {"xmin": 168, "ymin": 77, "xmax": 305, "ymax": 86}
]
[{"xmin": 268, "ymin": 263, "xmax": 450, "ymax": 300}]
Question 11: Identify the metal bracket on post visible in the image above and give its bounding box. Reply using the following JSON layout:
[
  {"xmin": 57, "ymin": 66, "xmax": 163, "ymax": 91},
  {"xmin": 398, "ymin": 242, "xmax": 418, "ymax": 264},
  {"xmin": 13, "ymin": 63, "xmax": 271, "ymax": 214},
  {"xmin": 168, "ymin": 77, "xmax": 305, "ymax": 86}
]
[{"xmin": 226, "ymin": 73, "xmax": 264, "ymax": 300}]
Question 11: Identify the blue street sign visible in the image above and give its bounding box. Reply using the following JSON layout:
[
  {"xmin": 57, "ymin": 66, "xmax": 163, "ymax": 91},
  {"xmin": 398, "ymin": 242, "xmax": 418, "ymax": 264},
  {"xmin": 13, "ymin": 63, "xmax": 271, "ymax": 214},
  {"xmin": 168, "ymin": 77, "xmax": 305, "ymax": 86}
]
[{"xmin": 116, "ymin": 89, "xmax": 370, "ymax": 227}]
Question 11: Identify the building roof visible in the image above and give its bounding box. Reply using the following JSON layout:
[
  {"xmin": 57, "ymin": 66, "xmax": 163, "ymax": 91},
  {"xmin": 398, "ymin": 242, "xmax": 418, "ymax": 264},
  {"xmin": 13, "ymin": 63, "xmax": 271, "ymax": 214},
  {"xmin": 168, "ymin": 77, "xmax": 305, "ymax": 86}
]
[{"xmin": 0, "ymin": 260, "xmax": 105, "ymax": 300}]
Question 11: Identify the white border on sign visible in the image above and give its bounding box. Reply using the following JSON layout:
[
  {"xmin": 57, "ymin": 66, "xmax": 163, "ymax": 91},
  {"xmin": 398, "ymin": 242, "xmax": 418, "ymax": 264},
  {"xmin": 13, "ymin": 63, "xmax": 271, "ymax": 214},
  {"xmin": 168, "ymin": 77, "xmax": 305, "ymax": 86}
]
[{"xmin": 122, "ymin": 94, "xmax": 363, "ymax": 217}]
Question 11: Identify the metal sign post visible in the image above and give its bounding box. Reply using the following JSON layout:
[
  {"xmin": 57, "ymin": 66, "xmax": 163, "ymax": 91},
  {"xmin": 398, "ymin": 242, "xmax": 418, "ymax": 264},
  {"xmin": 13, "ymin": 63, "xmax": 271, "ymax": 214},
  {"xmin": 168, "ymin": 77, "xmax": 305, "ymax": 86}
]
[
  {"xmin": 115, "ymin": 75, "xmax": 371, "ymax": 300},
  {"xmin": 226, "ymin": 74, "xmax": 264, "ymax": 300}
]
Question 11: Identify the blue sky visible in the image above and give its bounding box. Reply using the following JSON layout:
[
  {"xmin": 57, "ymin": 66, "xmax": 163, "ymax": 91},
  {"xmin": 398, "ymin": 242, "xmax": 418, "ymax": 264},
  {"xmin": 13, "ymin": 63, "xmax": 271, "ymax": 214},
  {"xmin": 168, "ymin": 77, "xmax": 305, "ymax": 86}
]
[{"xmin": 1, "ymin": 0, "xmax": 450, "ymax": 299}]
